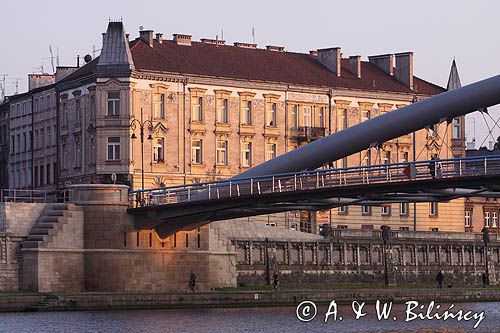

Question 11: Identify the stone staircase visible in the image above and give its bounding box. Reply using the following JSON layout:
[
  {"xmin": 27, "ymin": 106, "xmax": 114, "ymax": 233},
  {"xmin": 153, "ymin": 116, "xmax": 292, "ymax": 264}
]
[{"xmin": 22, "ymin": 204, "xmax": 83, "ymax": 249}]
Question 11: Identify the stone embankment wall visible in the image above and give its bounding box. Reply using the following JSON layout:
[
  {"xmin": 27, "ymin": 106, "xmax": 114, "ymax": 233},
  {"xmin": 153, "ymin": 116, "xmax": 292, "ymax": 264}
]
[
  {"xmin": 233, "ymin": 229, "xmax": 500, "ymax": 286},
  {"xmin": 0, "ymin": 203, "xmax": 47, "ymax": 291}
]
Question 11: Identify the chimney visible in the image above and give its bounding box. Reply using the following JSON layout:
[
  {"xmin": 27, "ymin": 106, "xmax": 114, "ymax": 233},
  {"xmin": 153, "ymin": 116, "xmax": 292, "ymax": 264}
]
[
  {"xmin": 173, "ymin": 34, "xmax": 192, "ymax": 46},
  {"xmin": 155, "ymin": 33, "xmax": 163, "ymax": 44},
  {"xmin": 139, "ymin": 30, "xmax": 153, "ymax": 47},
  {"xmin": 266, "ymin": 45, "xmax": 285, "ymax": 52},
  {"xmin": 234, "ymin": 42, "xmax": 257, "ymax": 49},
  {"xmin": 28, "ymin": 73, "xmax": 55, "ymax": 91},
  {"xmin": 309, "ymin": 50, "xmax": 318, "ymax": 57},
  {"xmin": 395, "ymin": 52, "xmax": 414, "ymax": 89},
  {"xmin": 140, "ymin": 30, "xmax": 154, "ymax": 47},
  {"xmin": 349, "ymin": 55, "xmax": 361, "ymax": 79},
  {"xmin": 200, "ymin": 38, "xmax": 225, "ymax": 46},
  {"xmin": 317, "ymin": 47, "xmax": 341, "ymax": 76},
  {"xmin": 368, "ymin": 54, "xmax": 394, "ymax": 76}
]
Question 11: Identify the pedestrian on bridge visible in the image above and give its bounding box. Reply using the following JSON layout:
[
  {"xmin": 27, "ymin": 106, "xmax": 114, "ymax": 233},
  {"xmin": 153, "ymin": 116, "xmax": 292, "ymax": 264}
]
[{"xmin": 429, "ymin": 156, "xmax": 437, "ymax": 179}]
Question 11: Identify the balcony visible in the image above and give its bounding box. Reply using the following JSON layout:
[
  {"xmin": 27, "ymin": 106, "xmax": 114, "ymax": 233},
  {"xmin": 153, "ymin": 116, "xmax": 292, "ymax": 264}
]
[{"xmin": 292, "ymin": 126, "xmax": 326, "ymax": 142}]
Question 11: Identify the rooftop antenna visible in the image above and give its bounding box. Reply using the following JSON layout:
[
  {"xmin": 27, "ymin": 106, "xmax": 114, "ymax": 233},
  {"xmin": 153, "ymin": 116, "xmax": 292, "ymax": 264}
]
[
  {"xmin": 252, "ymin": 27, "xmax": 255, "ymax": 44},
  {"xmin": 215, "ymin": 34, "xmax": 219, "ymax": 47},
  {"xmin": 49, "ymin": 46, "xmax": 55, "ymax": 73},
  {"xmin": 9, "ymin": 78, "xmax": 20, "ymax": 94},
  {"xmin": 56, "ymin": 47, "xmax": 60, "ymax": 67},
  {"xmin": 221, "ymin": 29, "xmax": 224, "ymax": 41}
]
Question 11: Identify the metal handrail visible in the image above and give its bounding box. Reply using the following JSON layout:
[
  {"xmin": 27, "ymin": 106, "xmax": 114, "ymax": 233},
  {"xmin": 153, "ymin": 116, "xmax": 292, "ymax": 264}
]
[
  {"xmin": 129, "ymin": 155, "xmax": 500, "ymax": 208},
  {"xmin": 0, "ymin": 189, "xmax": 72, "ymax": 203}
]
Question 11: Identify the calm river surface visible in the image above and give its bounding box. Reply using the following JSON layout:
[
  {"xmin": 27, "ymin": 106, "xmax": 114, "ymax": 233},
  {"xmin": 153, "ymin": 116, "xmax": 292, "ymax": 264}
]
[{"xmin": 0, "ymin": 302, "xmax": 499, "ymax": 332}]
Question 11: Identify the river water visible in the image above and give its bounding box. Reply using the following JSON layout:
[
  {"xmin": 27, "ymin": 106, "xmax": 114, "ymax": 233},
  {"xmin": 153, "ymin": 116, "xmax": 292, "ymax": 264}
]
[{"xmin": 0, "ymin": 302, "xmax": 499, "ymax": 332}]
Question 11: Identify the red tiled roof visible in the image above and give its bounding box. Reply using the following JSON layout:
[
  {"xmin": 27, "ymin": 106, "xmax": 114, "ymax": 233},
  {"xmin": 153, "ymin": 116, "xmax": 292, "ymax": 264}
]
[
  {"xmin": 130, "ymin": 39, "xmax": 445, "ymax": 96},
  {"xmin": 63, "ymin": 38, "xmax": 445, "ymax": 96}
]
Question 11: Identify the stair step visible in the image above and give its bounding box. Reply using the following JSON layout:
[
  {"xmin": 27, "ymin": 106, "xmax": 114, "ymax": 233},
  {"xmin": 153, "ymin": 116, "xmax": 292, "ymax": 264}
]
[
  {"xmin": 30, "ymin": 228, "xmax": 50, "ymax": 235},
  {"xmin": 27, "ymin": 235, "xmax": 45, "ymax": 241},
  {"xmin": 22, "ymin": 241, "xmax": 41, "ymax": 248},
  {"xmin": 45, "ymin": 210, "xmax": 65, "ymax": 217},
  {"xmin": 36, "ymin": 222, "xmax": 58, "ymax": 229},
  {"xmin": 39, "ymin": 216, "xmax": 59, "ymax": 223},
  {"xmin": 50, "ymin": 203, "xmax": 68, "ymax": 210}
]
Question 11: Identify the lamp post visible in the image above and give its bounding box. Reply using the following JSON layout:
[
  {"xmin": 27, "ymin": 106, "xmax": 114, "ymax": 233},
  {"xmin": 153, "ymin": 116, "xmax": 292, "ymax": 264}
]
[
  {"xmin": 381, "ymin": 225, "xmax": 390, "ymax": 286},
  {"xmin": 130, "ymin": 107, "xmax": 154, "ymax": 192},
  {"xmin": 482, "ymin": 227, "xmax": 490, "ymax": 286}
]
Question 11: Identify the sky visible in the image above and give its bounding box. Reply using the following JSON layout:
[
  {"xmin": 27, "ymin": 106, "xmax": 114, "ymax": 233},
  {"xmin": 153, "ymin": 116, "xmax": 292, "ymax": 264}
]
[{"xmin": 1, "ymin": 0, "xmax": 499, "ymax": 147}]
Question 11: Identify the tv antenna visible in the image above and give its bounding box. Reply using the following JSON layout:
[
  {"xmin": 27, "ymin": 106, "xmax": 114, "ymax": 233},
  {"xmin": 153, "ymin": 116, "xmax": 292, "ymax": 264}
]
[
  {"xmin": 252, "ymin": 27, "xmax": 255, "ymax": 44},
  {"xmin": 9, "ymin": 78, "xmax": 21, "ymax": 95}
]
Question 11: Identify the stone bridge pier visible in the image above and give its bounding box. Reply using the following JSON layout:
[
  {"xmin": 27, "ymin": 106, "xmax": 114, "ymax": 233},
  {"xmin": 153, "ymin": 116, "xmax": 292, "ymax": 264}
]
[{"xmin": 21, "ymin": 184, "xmax": 237, "ymax": 292}]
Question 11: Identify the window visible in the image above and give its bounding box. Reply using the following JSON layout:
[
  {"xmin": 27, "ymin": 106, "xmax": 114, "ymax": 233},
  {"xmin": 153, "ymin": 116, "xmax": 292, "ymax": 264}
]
[
  {"xmin": 303, "ymin": 106, "xmax": 312, "ymax": 127},
  {"xmin": 23, "ymin": 132, "xmax": 27, "ymax": 151},
  {"xmin": 90, "ymin": 95, "xmax": 96, "ymax": 120},
  {"xmin": 216, "ymin": 140, "xmax": 228, "ymax": 165},
  {"xmin": 191, "ymin": 139, "xmax": 203, "ymax": 164},
  {"xmin": 11, "ymin": 135, "xmax": 14, "ymax": 154},
  {"xmin": 430, "ymin": 202, "xmax": 438, "ymax": 216},
  {"xmin": 153, "ymin": 94, "xmax": 165, "ymax": 119},
  {"xmin": 47, "ymin": 127, "xmax": 51, "ymax": 147},
  {"xmin": 400, "ymin": 202, "xmax": 409, "ymax": 216},
  {"xmin": 291, "ymin": 105, "xmax": 298, "ymax": 129},
  {"xmin": 153, "ymin": 138, "xmax": 165, "ymax": 163},
  {"xmin": 46, "ymin": 164, "xmax": 51, "ymax": 185},
  {"xmin": 485, "ymin": 211, "xmax": 491, "ymax": 227},
  {"xmin": 403, "ymin": 151, "xmax": 409, "ymax": 163},
  {"xmin": 40, "ymin": 165, "xmax": 44, "ymax": 186},
  {"xmin": 107, "ymin": 91, "xmax": 120, "ymax": 116},
  {"xmin": 74, "ymin": 138, "xmax": 81, "ymax": 167},
  {"xmin": 62, "ymin": 140, "xmax": 67, "ymax": 169},
  {"xmin": 75, "ymin": 99, "xmax": 81, "ymax": 125},
  {"xmin": 465, "ymin": 210, "xmax": 471, "ymax": 227},
  {"xmin": 90, "ymin": 136, "xmax": 96, "ymax": 165},
  {"xmin": 107, "ymin": 137, "xmax": 121, "ymax": 161},
  {"xmin": 319, "ymin": 107, "xmax": 325, "ymax": 128},
  {"xmin": 62, "ymin": 102, "xmax": 68, "ymax": 127},
  {"xmin": 400, "ymin": 227, "xmax": 410, "ymax": 231},
  {"xmin": 191, "ymin": 96, "xmax": 203, "ymax": 121},
  {"xmin": 383, "ymin": 151, "xmax": 391, "ymax": 164},
  {"xmin": 241, "ymin": 142, "xmax": 252, "ymax": 167},
  {"xmin": 266, "ymin": 103, "xmax": 277, "ymax": 126},
  {"xmin": 34, "ymin": 166, "xmax": 38, "ymax": 187},
  {"xmin": 337, "ymin": 109, "xmax": 347, "ymax": 130},
  {"xmin": 361, "ymin": 109, "xmax": 370, "ymax": 122},
  {"xmin": 40, "ymin": 128, "xmax": 45, "ymax": 148},
  {"xmin": 217, "ymin": 98, "xmax": 229, "ymax": 123},
  {"xmin": 265, "ymin": 143, "xmax": 277, "ymax": 161},
  {"xmin": 338, "ymin": 206, "xmax": 348, "ymax": 214},
  {"xmin": 452, "ymin": 118, "xmax": 461, "ymax": 139},
  {"xmin": 362, "ymin": 205, "xmax": 371, "ymax": 215},
  {"xmin": 242, "ymin": 100, "xmax": 252, "ymax": 125},
  {"xmin": 493, "ymin": 212, "xmax": 499, "ymax": 227},
  {"xmin": 381, "ymin": 205, "xmax": 391, "ymax": 216}
]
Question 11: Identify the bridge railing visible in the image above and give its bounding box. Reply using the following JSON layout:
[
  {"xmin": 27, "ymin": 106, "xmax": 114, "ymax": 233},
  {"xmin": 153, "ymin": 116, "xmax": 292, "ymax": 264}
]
[
  {"xmin": 0, "ymin": 189, "xmax": 72, "ymax": 203},
  {"xmin": 129, "ymin": 155, "xmax": 500, "ymax": 208}
]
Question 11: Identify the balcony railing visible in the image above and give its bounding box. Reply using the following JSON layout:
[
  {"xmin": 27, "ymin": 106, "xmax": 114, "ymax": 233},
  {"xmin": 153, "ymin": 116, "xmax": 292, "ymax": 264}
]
[{"xmin": 292, "ymin": 126, "xmax": 326, "ymax": 142}]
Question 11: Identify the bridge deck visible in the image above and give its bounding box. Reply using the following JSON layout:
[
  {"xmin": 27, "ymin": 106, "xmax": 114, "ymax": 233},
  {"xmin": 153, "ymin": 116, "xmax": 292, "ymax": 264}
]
[{"xmin": 127, "ymin": 155, "xmax": 500, "ymax": 237}]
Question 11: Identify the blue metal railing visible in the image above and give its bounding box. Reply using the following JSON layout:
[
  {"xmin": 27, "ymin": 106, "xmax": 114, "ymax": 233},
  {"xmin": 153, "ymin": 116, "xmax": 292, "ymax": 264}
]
[{"xmin": 128, "ymin": 155, "xmax": 500, "ymax": 208}]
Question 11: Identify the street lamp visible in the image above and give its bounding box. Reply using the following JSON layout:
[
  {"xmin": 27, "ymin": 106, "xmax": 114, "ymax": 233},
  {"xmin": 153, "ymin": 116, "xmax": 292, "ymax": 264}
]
[
  {"xmin": 130, "ymin": 107, "xmax": 154, "ymax": 192},
  {"xmin": 381, "ymin": 225, "xmax": 390, "ymax": 286},
  {"xmin": 482, "ymin": 227, "xmax": 490, "ymax": 286}
]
